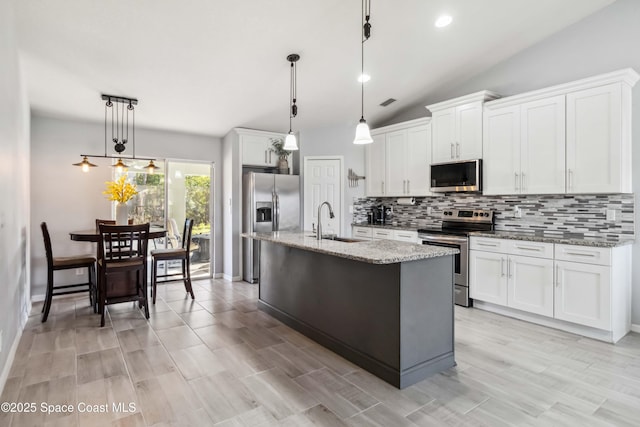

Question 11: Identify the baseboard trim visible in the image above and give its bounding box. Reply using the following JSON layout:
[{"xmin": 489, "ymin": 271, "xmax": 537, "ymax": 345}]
[
  {"xmin": 213, "ymin": 273, "xmax": 223, "ymax": 279},
  {"xmin": 222, "ymin": 274, "xmax": 242, "ymax": 282},
  {"xmin": 631, "ymin": 324, "xmax": 640, "ymax": 333},
  {"xmin": 0, "ymin": 323, "xmax": 25, "ymax": 397},
  {"xmin": 31, "ymin": 293, "xmax": 45, "ymax": 302}
]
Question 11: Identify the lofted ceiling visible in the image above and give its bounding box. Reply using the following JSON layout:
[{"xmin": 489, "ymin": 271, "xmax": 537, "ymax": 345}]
[{"xmin": 14, "ymin": 0, "xmax": 614, "ymax": 138}]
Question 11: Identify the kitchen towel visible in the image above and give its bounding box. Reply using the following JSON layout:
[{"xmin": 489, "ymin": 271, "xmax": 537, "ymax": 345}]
[{"xmin": 396, "ymin": 197, "xmax": 416, "ymax": 205}]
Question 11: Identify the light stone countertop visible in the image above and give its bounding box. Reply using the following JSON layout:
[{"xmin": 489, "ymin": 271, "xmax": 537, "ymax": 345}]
[
  {"xmin": 351, "ymin": 222, "xmax": 421, "ymax": 232},
  {"xmin": 470, "ymin": 230, "xmax": 634, "ymax": 248},
  {"xmin": 242, "ymin": 231, "xmax": 458, "ymax": 264}
]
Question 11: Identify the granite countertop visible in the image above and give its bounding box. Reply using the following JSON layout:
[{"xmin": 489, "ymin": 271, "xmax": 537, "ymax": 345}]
[
  {"xmin": 470, "ymin": 230, "xmax": 634, "ymax": 248},
  {"xmin": 242, "ymin": 231, "xmax": 458, "ymax": 264}
]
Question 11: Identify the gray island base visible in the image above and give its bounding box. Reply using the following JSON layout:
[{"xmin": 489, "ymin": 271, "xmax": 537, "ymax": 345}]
[{"xmin": 245, "ymin": 232, "xmax": 458, "ymax": 389}]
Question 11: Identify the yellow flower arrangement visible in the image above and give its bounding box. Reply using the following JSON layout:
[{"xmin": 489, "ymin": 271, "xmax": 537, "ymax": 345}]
[{"xmin": 103, "ymin": 175, "xmax": 138, "ymax": 203}]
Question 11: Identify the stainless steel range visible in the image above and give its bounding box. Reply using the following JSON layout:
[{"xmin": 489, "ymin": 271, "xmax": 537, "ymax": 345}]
[{"xmin": 418, "ymin": 209, "xmax": 494, "ymax": 307}]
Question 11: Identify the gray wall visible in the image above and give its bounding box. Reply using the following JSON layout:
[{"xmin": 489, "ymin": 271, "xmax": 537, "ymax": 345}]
[
  {"xmin": 30, "ymin": 115, "xmax": 223, "ymax": 297},
  {"xmin": 379, "ymin": 0, "xmax": 640, "ymax": 325},
  {"xmin": 0, "ymin": 0, "xmax": 31, "ymax": 391},
  {"xmin": 298, "ymin": 123, "xmax": 367, "ymax": 236}
]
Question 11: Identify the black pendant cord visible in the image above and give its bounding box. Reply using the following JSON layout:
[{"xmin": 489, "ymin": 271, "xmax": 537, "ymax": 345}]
[{"xmin": 132, "ymin": 106, "xmax": 135, "ymax": 159}]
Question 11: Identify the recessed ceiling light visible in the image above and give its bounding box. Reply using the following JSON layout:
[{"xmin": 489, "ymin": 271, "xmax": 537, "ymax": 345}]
[
  {"xmin": 358, "ymin": 74, "xmax": 371, "ymax": 83},
  {"xmin": 435, "ymin": 15, "xmax": 452, "ymax": 28}
]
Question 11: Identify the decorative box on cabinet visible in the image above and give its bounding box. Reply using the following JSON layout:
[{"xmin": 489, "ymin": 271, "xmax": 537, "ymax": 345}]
[
  {"xmin": 427, "ymin": 90, "xmax": 500, "ymax": 163},
  {"xmin": 366, "ymin": 118, "xmax": 432, "ymax": 197}
]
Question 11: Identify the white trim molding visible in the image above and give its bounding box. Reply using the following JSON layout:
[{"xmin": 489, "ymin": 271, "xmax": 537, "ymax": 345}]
[{"xmin": 631, "ymin": 324, "xmax": 640, "ymax": 334}]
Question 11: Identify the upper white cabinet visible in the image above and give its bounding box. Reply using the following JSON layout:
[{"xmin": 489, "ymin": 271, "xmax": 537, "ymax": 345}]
[
  {"xmin": 240, "ymin": 130, "xmax": 288, "ymax": 168},
  {"xmin": 366, "ymin": 118, "xmax": 432, "ymax": 197},
  {"xmin": 483, "ymin": 68, "xmax": 638, "ymax": 195},
  {"xmin": 484, "ymin": 95, "xmax": 566, "ymax": 195},
  {"xmin": 566, "ymin": 83, "xmax": 630, "ymax": 193},
  {"xmin": 365, "ymin": 134, "xmax": 386, "ymax": 197},
  {"xmin": 427, "ymin": 91, "xmax": 500, "ymax": 163}
]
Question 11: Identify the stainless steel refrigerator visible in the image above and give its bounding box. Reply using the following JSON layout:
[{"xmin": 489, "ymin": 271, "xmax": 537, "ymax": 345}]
[{"xmin": 243, "ymin": 172, "xmax": 301, "ymax": 283}]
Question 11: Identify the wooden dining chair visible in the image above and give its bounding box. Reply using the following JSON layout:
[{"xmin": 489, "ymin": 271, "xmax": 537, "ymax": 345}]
[
  {"xmin": 97, "ymin": 223, "xmax": 150, "ymax": 327},
  {"xmin": 95, "ymin": 218, "xmax": 133, "ymax": 231},
  {"xmin": 40, "ymin": 222, "xmax": 96, "ymax": 322},
  {"xmin": 151, "ymin": 218, "xmax": 195, "ymax": 304}
]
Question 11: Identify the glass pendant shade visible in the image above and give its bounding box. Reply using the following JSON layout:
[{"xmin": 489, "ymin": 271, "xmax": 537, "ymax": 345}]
[
  {"xmin": 353, "ymin": 119, "xmax": 373, "ymax": 145},
  {"xmin": 283, "ymin": 132, "xmax": 298, "ymax": 151}
]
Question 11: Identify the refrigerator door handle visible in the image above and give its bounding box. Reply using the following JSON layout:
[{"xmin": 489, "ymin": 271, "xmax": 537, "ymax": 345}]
[
  {"xmin": 275, "ymin": 192, "xmax": 280, "ymax": 231},
  {"xmin": 271, "ymin": 191, "xmax": 277, "ymax": 231}
]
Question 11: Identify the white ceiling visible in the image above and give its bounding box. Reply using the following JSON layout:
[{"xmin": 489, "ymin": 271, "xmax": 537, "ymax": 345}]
[{"xmin": 14, "ymin": 0, "xmax": 614, "ymax": 138}]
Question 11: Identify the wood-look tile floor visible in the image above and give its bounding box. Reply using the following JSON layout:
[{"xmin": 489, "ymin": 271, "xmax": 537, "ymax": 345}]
[{"xmin": 2, "ymin": 278, "xmax": 640, "ymax": 426}]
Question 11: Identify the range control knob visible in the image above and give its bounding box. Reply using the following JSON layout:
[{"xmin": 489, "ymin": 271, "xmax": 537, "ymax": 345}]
[{"xmin": 473, "ymin": 212, "xmax": 479, "ymax": 217}]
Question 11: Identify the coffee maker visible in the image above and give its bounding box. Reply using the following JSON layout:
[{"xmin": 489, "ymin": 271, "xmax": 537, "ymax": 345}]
[
  {"xmin": 382, "ymin": 205, "xmax": 393, "ymax": 223},
  {"xmin": 371, "ymin": 206, "xmax": 384, "ymax": 224}
]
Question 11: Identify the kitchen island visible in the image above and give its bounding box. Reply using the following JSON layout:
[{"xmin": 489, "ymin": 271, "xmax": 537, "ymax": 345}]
[{"xmin": 243, "ymin": 231, "xmax": 459, "ymax": 388}]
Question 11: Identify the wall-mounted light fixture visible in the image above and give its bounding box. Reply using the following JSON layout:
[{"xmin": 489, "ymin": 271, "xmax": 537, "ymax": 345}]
[
  {"xmin": 353, "ymin": 0, "xmax": 373, "ymax": 145},
  {"xmin": 284, "ymin": 53, "xmax": 300, "ymax": 151},
  {"xmin": 73, "ymin": 95, "xmax": 160, "ymax": 173}
]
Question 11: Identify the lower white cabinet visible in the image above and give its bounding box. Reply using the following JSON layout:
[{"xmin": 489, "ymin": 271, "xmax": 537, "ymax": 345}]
[
  {"xmin": 393, "ymin": 230, "xmax": 418, "ymax": 243},
  {"xmin": 351, "ymin": 226, "xmax": 418, "ymax": 243},
  {"xmin": 469, "ymin": 236, "xmax": 632, "ymax": 342},
  {"xmin": 554, "ymin": 260, "xmax": 611, "ymax": 330},
  {"xmin": 352, "ymin": 226, "xmax": 373, "ymax": 240}
]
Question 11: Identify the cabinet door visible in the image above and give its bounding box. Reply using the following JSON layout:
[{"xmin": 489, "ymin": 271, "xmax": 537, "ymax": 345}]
[
  {"xmin": 365, "ymin": 134, "xmax": 386, "ymax": 197},
  {"xmin": 431, "ymin": 108, "xmax": 456, "ymax": 163},
  {"xmin": 507, "ymin": 255, "xmax": 554, "ymax": 316},
  {"xmin": 385, "ymin": 130, "xmax": 407, "ymax": 196},
  {"xmin": 566, "ymin": 83, "xmax": 623, "ymax": 193},
  {"xmin": 242, "ymin": 135, "xmax": 273, "ymax": 166},
  {"xmin": 352, "ymin": 226, "xmax": 373, "ymax": 240},
  {"xmin": 393, "ymin": 230, "xmax": 418, "ymax": 243},
  {"xmin": 483, "ymin": 105, "xmax": 520, "ymax": 195},
  {"xmin": 372, "ymin": 228, "xmax": 393, "ymax": 240},
  {"xmin": 455, "ymin": 102, "xmax": 483, "ymax": 160},
  {"xmin": 405, "ymin": 124, "xmax": 431, "ymax": 196},
  {"xmin": 554, "ymin": 261, "xmax": 611, "ymax": 330},
  {"xmin": 520, "ymin": 96, "xmax": 565, "ymax": 194},
  {"xmin": 469, "ymin": 250, "xmax": 507, "ymax": 306}
]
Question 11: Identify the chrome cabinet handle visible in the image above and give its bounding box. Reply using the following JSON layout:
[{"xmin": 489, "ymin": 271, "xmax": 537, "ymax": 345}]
[
  {"xmin": 450, "ymin": 143, "xmax": 455, "ymax": 159},
  {"xmin": 264, "ymin": 151, "xmax": 268, "ymax": 164},
  {"xmin": 508, "ymin": 259, "xmax": 513, "ymax": 278},
  {"xmin": 269, "ymin": 151, "xmax": 272, "ymax": 163},
  {"xmin": 407, "ymin": 180, "xmax": 410, "ymax": 194},
  {"xmin": 521, "ymin": 172, "xmax": 526, "ymax": 192},
  {"xmin": 515, "ymin": 172, "xmax": 519, "ymax": 191},
  {"xmin": 456, "ymin": 143, "xmax": 460, "ymax": 158},
  {"xmin": 477, "ymin": 242, "xmax": 498, "ymax": 247},
  {"xmin": 381, "ymin": 181, "xmax": 385, "ymax": 194},
  {"xmin": 514, "ymin": 245, "xmax": 543, "ymax": 252},
  {"xmin": 403, "ymin": 180, "xmax": 406, "ymax": 194},
  {"xmin": 565, "ymin": 251, "xmax": 596, "ymax": 257},
  {"xmin": 568, "ymin": 169, "xmax": 573, "ymax": 191},
  {"xmin": 555, "ymin": 264, "xmax": 560, "ymax": 287},
  {"xmin": 501, "ymin": 258, "xmax": 505, "ymax": 277}
]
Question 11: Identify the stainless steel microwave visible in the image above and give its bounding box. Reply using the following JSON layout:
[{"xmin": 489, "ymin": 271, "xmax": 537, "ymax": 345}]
[{"xmin": 430, "ymin": 159, "xmax": 482, "ymax": 193}]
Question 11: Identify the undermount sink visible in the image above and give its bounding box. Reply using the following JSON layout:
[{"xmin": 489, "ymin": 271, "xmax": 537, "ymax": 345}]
[{"xmin": 307, "ymin": 234, "xmax": 364, "ymax": 243}]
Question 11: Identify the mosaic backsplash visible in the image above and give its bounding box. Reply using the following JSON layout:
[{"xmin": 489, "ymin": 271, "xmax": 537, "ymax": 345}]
[{"xmin": 353, "ymin": 194, "xmax": 634, "ymax": 240}]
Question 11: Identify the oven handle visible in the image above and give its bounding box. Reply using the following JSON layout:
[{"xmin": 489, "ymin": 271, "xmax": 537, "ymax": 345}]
[{"xmin": 419, "ymin": 234, "xmax": 468, "ymax": 245}]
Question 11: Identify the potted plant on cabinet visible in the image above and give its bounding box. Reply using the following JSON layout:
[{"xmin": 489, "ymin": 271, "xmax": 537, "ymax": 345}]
[{"xmin": 269, "ymin": 138, "xmax": 291, "ymax": 173}]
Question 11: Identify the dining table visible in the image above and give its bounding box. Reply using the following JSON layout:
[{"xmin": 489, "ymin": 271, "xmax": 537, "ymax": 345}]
[{"xmin": 69, "ymin": 226, "xmax": 167, "ymax": 243}]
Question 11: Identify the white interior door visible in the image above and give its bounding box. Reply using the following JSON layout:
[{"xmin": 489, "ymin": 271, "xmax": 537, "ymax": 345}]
[{"xmin": 304, "ymin": 157, "xmax": 342, "ymax": 236}]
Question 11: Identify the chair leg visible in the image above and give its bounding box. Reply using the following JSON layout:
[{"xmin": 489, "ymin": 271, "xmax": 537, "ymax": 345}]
[
  {"xmin": 99, "ymin": 272, "xmax": 106, "ymax": 327},
  {"xmin": 42, "ymin": 269, "xmax": 54, "ymax": 322},
  {"xmin": 183, "ymin": 258, "xmax": 194, "ymax": 300},
  {"xmin": 152, "ymin": 258, "xmax": 157, "ymax": 304}
]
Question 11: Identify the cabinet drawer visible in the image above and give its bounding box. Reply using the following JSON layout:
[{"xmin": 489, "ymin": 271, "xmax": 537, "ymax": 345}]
[
  {"xmin": 469, "ymin": 237, "xmax": 508, "ymax": 253},
  {"xmin": 352, "ymin": 226, "xmax": 373, "ymax": 239},
  {"xmin": 372, "ymin": 229, "xmax": 394, "ymax": 240},
  {"xmin": 555, "ymin": 244, "xmax": 611, "ymax": 266},
  {"xmin": 393, "ymin": 230, "xmax": 418, "ymax": 243},
  {"xmin": 507, "ymin": 240, "xmax": 554, "ymax": 259}
]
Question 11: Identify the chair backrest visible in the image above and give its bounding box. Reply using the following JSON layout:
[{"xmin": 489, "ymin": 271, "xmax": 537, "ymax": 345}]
[
  {"xmin": 182, "ymin": 219, "xmax": 195, "ymax": 252},
  {"xmin": 98, "ymin": 223, "xmax": 150, "ymax": 264},
  {"xmin": 40, "ymin": 222, "xmax": 54, "ymax": 269},
  {"xmin": 96, "ymin": 218, "xmax": 133, "ymax": 232}
]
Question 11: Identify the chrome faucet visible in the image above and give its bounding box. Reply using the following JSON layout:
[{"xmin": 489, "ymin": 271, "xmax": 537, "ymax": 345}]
[{"xmin": 316, "ymin": 201, "xmax": 335, "ymax": 240}]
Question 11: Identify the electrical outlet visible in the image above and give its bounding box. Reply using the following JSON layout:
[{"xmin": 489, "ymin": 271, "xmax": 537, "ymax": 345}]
[
  {"xmin": 513, "ymin": 206, "xmax": 522, "ymax": 218},
  {"xmin": 75, "ymin": 268, "xmax": 84, "ymax": 276},
  {"xmin": 606, "ymin": 209, "xmax": 616, "ymax": 221}
]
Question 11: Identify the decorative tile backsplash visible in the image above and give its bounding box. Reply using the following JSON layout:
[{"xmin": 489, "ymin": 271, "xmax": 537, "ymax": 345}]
[{"xmin": 353, "ymin": 194, "xmax": 634, "ymax": 239}]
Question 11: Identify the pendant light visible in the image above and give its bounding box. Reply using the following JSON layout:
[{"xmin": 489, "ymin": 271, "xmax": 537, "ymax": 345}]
[
  {"xmin": 284, "ymin": 53, "xmax": 300, "ymax": 151},
  {"xmin": 73, "ymin": 94, "xmax": 160, "ymax": 173},
  {"xmin": 353, "ymin": 0, "xmax": 373, "ymax": 145}
]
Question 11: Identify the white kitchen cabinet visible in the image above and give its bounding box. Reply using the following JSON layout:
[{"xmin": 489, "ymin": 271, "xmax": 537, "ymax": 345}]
[
  {"xmin": 483, "ymin": 95, "xmax": 565, "ymax": 195},
  {"xmin": 393, "ymin": 230, "xmax": 418, "ymax": 243},
  {"xmin": 470, "ymin": 236, "xmax": 632, "ymax": 343},
  {"xmin": 566, "ymin": 83, "xmax": 631, "ymax": 193},
  {"xmin": 554, "ymin": 260, "xmax": 611, "ymax": 330},
  {"xmin": 372, "ymin": 228, "xmax": 393, "ymax": 240},
  {"xmin": 427, "ymin": 90, "xmax": 500, "ymax": 163},
  {"xmin": 469, "ymin": 250, "xmax": 507, "ymax": 306},
  {"xmin": 241, "ymin": 132, "xmax": 287, "ymax": 167},
  {"xmin": 352, "ymin": 226, "xmax": 373, "ymax": 240},
  {"xmin": 367, "ymin": 118, "xmax": 431, "ymax": 197},
  {"xmin": 365, "ymin": 134, "xmax": 386, "ymax": 197},
  {"xmin": 508, "ymin": 255, "xmax": 554, "ymax": 317}
]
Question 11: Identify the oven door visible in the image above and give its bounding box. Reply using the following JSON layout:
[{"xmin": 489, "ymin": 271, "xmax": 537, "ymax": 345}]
[{"xmin": 419, "ymin": 234, "xmax": 469, "ymax": 306}]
